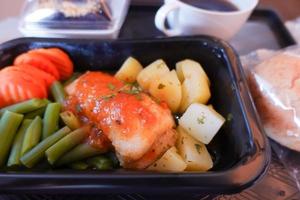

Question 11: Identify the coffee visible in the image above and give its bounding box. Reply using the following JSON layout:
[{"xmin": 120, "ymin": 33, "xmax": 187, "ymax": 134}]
[{"xmin": 181, "ymin": 0, "xmax": 238, "ymax": 12}]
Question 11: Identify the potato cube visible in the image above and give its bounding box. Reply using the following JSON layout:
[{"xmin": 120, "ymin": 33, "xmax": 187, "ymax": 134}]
[
  {"xmin": 137, "ymin": 59, "xmax": 170, "ymax": 90},
  {"xmin": 176, "ymin": 59, "xmax": 210, "ymax": 85},
  {"xmin": 149, "ymin": 70, "xmax": 182, "ymax": 113},
  {"xmin": 176, "ymin": 126, "xmax": 213, "ymax": 171},
  {"xmin": 115, "ymin": 57, "xmax": 143, "ymax": 83},
  {"xmin": 147, "ymin": 146, "xmax": 187, "ymax": 172},
  {"xmin": 179, "ymin": 103, "xmax": 225, "ymax": 144},
  {"xmin": 179, "ymin": 75, "xmax": 211, "ymax": 113}
]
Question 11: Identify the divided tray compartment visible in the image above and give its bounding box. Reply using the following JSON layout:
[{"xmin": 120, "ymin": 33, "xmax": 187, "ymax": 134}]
[{"xmin": 0, "ymin": 36, "xmax": 270, "ymax": 194}]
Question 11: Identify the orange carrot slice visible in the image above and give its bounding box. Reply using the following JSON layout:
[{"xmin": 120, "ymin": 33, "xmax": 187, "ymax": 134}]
[
  {"xmin": 0, "ymin": 75, "xmax": 47, "ymax": 107},
  {"xmin": 14, "ymin": 52, "xmax": 60, "ymax": 80},
  {"xmin": 1, "ymin": 65, "xmax": 56, "ymax": 88},
  {"xmin": 0, "ymin": 70, "xmax": 47, "ymax": 98},
  {"xmin": 28, "ymin": 48, "xmax": 74, "ymax": 80}
]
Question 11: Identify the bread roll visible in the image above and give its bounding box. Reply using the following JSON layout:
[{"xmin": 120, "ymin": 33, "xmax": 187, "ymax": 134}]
[{"xmin": 249, "ymin": 52, "xmax": 300, "ymax": 151}]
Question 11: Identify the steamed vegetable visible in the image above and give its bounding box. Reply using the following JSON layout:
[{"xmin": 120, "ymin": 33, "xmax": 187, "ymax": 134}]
[
  {"xmin": 14, "ymin": 52, "xmax": 60, "ymax": 79},
  {"xmin": 137, "ymin": 59, "xmax": 170, "ymax": 90},
  {"xmin": 115, "ymin": 57, "xmax": 143, "ymax": 83},
  {"xmin": 56, "ymin": 142, "xmax": 106, "ymax": 166},
  {"xmin": 86, "ymin": 156, "xmax": 113, "ymax": 170},
  {"xmin": 24, "ymin": 107, "xmax": 47, "ymax": 119},
  {"xmin": 42, "ymin": 103, "xmax": 61, "ymax": 139},
  {"xmin": 147, "ymin": 146, "xmax": 187, "ymax": 172},
  {"xmin": 179, "ymin": 103, "xmax": 225, "ymax": 144},
  {"xmin": 21, "ymin": 116, "xmax": 42, "ymax": 156},
  {"xmin": 21, "ymin": 126, "xmax": 71, "ymax": 168},
  {"xmin": 176, "ymin": 126, "xmax": 213, "ymax": 171},
  {"xmin": 45, "ymin": 127, "xmax": 88, "ymax": 164},
  {"xmin": 7, "ymin": 119, "xmax": 32, "ymax": 167},
  {"xmin": 0, "ymin": 99, "xmax": 49, "ymax": 116},
  {"xmin": 50, "ymin": 81, "xmax": 66, "ymax": 104},
  {"xmin": 149, "ymin": 70, "xmax": 182, "ymax": 113},
  {"xmin": 60, "ymin": 111, "xmax": 81, "ymax": 130},
  {"xmin": 176, "ymin": 60, "xmax": 211, "ymax": 113},
  {"xmin": 0, "ymin": 111, "xmax": 24, "ymax": 167},
  {"xmin": 28, "ymin": 48, "xmax": 74, "ymax": 80}
]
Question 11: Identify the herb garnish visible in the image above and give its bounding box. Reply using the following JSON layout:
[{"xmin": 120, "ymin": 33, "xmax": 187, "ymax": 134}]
[
  {"xmin": 101, "ymin": 94, "xmax": 116, "ymax": 101},
  {"xmin": 195, "ymin": 144, "xmax": 202, "ymax": 154},
  {"xmin": 107, "ymin": 83, "xmax": 116, "ymax": 91},
  {"xmin": 158, "ymin": 83, "xmax": 165, "ymax": 89},
  {"xmin": 197, "ymin": 115, "xmax": 206, "ymax": 124}
]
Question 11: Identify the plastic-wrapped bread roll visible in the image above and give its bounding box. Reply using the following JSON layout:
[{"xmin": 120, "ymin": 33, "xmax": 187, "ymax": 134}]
[{"xmin": 249, "ymin": 52, "xmax": 300, "ymax": 151}]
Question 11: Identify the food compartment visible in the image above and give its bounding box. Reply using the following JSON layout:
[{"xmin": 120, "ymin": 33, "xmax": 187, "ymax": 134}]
[
  {"xmin": 19, "ymin": 0, "xmax": 130, "ymax": 38},
  {"xmin": 0, "ymin": 37, "xmax": 270, "ymax": 193}
]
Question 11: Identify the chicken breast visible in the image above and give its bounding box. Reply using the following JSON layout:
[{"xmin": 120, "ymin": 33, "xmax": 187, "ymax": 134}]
[
  {"xmin": 249, "ymin": 52, "xmax": 300, "ymax": 151},
  {"xmin": 64, "ymin": 71, "xmax": 176, "ymax": 168}
]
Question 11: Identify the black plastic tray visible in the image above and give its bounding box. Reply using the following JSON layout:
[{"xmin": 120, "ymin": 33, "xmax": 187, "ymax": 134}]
[{"xmin": 0, "ymin": 36, "xmax": 270, "ymax": 194}]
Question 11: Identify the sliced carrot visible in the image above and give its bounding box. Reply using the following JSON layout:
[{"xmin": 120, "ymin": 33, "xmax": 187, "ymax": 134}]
[
  {"xmin": 28, "ymin": 48, "xmax": 74, "ymax": 80},
  {"xmin": 0, "ymin": 75, "xmax": 47, "ymax": 107},
  {"xmin": 0, "ymin": 70, "xmax": 47, "ymax": 98},
  {"xmin": 0, "ymin": 98, "xmax": 5, "ymax": 108},
  {"xmin": 1, "ymin": 66, "xmax": 47, "ymax": 90},
  {"xmin": 1, "ymin": 84, "xmax": 13, "ymax": 106},
  {"xmin": 1, "ymin": 65, "xmax": 56, "ymax": 88},
  {"xmin": 14, "ymin": 52, "xmax": 60, "ymax": 80},
  {"xmin": 0, "ymin": 68, "xmax": 48, "ymax": 95}
]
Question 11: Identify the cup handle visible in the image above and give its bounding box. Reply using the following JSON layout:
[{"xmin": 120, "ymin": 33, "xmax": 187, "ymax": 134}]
[{"xmin": 155, "ymin": 3, "xmax": 181, "ymax": 36}]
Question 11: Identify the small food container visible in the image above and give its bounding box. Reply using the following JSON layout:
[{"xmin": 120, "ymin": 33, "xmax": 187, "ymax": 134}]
[
  {"xmin": 19, "ymin": 0, "xmax": 130, "ymax": 39},
  {"xmin": 0, "ymin": 36, "xmax": 270, "ymax": 194}
]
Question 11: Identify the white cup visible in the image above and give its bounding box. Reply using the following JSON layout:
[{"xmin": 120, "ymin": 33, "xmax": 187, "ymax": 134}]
[{"xmin": 155, "ymin": 0, "xmax": 259, "ymax": 40}]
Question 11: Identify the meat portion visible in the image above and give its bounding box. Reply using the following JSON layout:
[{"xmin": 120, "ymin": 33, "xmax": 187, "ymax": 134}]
[
  {"xmin": 249, "ymin": 52, "xmax": 300, "ymax": 151},
  {"xmin": 64, "ymin": 71, "xmax": 176, "ymax": 168}
]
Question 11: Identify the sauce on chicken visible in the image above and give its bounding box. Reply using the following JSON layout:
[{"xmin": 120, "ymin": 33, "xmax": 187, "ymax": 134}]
[{"xmin": 64, "ymin": 71, "xmax": 176, "ymax": 169}]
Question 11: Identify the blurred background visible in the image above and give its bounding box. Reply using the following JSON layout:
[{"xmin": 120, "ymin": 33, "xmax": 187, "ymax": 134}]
[{"xmin": 1, "ymin": 0, "xmax": 300, "ymax": 21}]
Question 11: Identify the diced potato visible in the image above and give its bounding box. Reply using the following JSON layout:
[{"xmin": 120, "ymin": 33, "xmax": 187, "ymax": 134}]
[
  {"xmin": 176, "ymin": 59, "xmax": 211, "ymax": 113},
  {"xmin": 137, "ymin": 59, "xmax": 170, "ymax": 90},
  {"xmin": 148, "ymin": 70, "xmax": 182, "ymax": 113},
  {"xmin": 179, "ymin": 103, "xmax": 225, "ymax": 144},
  {"xmin": 176, "ymin": 126, "xmax": 213, "ymax": 171},
  {"xmin": 176, "ymin": 59, "xmax": 210, "ymax": 85},
  {"xmin": 115, "ymin": 57, "xmax": 143, "ymax": 83},
  {"xmin": 147, "ymin": 146, "xmax": 187, "ymax": 172},
  {"xmin": 179, "ymin": 75, "xmax": 211, "ymax": 113}
]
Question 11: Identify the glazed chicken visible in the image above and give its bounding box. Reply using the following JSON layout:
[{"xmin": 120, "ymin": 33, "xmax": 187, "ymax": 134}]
[{"xmin": 64, "ymin": 71, "xmax": 176, "ymax": 169}]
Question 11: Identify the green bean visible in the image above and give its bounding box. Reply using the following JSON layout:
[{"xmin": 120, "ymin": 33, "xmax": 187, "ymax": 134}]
[
  {"xmin": 0, "ymin": 99, "xmax": 49, "ymax": 116},
  {"xmin": 86, "ymin": 156, "xmax": 113, "ymax": 170},
  {"xmin": 107, "ymin": 152, "xmax": 120, "ymax": 168},
  {"xmin": 7, "ymin": 119, "xmax": 32, "ymax": 167},
  {"xmin": 69, "ymin": 161, "xmax": 89, "ymax": 170},
  {"xmin": 0, "ymin": 111, "xmax": 24, "ymax": 167},
  {"xmin": 21, "ymin": 116, "xmax": 42, "ymax": 156},
  {"xmin": 20, "ymin": 126, "xmax": 71, "ymax": 168},
  {"xmin": 24, "ymin": 107, "xmax": 46, "ymax": 119},
  {"xmin": 56, "ymin": 143, "xmax": 105, "ymax": 166},
  {"xmin": 42, "ymin": 103, "xmax": 61, "ymax": 139},
  {"xmin": 45, "ymin": 127, "xmax": 88, "ymax": 165},
  {"xmin": 51, "ymin": 81, "xmax": 66, "ymax": 104},
  {"xmin": 60, "ymin": 111, "xmax": 81, "ymax": 130}
]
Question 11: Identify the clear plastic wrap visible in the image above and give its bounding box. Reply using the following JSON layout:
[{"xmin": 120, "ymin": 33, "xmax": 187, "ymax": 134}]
[
  {"xmin": 19, "ymin": 0, "xmax": 130, "ymax": 38},
  {"xmin": 241, "ymin": 45, "xmax": 300, "ymax": 189}
]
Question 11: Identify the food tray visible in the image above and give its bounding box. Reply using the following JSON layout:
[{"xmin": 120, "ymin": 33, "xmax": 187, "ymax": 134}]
[
  {"xmin": 0, "ymin": 36, "xmax": 270, "ymax": 194},
  {"xmin": 0, "ymin": 4, "xmax": 296, "ymax": 200}
]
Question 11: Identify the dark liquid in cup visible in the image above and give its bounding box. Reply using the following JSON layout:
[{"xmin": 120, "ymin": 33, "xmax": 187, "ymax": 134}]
[{"xmin": 181, "ymin": 0, "xmax": 239, "ymax": 12}]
